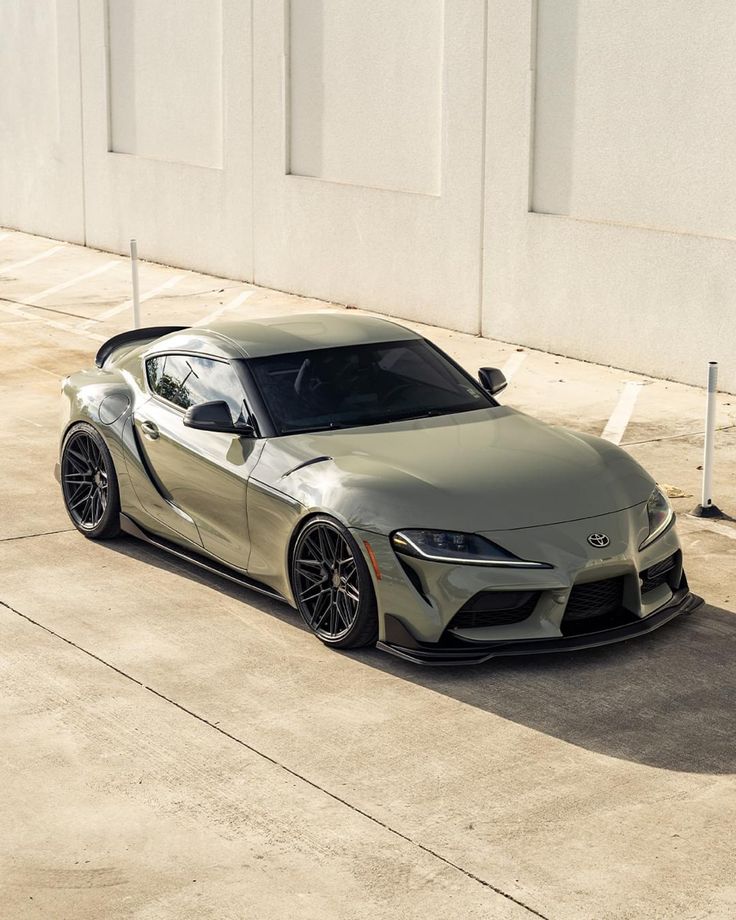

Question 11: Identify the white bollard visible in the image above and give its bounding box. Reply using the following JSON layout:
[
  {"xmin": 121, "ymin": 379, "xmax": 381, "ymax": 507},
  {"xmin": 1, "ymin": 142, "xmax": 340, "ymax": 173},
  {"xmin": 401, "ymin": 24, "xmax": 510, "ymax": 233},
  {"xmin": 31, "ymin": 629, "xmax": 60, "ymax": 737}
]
[
  {"xmin": 701, "ymin": 362, "xmax": 718, "ymax": 508},
  {"xmin": 129, "ymin": 238, "xmax": 141, "ymax": 329},
  {"xmin": 692, "ymin": 361, "xmax": 723, "ymax": 518}
]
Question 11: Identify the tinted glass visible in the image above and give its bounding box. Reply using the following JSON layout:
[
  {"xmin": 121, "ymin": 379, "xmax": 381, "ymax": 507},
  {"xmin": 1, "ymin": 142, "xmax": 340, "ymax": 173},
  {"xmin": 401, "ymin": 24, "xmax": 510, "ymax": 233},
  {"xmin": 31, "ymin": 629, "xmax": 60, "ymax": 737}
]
[
  {"xmin": 247, "ymin": 339, "xmax": 491, "ymax": 435},
  {"xmin": 146, "ymin": 354, "xmax": 249, "ymax": 424}
]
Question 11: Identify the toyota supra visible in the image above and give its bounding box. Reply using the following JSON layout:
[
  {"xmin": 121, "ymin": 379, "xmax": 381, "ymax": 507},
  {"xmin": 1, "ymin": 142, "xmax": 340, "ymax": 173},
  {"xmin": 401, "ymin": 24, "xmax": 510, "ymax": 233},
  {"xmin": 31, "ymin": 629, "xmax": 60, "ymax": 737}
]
[{"xmin": 56, "ymin": 313, "xmax": 702, "ymax": 664}]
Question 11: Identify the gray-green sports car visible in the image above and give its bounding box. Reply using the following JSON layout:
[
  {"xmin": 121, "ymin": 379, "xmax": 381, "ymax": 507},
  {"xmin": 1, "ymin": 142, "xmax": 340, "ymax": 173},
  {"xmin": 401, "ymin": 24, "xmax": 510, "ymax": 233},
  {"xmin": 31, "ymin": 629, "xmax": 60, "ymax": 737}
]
[{"xmin": 56, "ymin": 313, "xmax": 702, "ymax": 664}]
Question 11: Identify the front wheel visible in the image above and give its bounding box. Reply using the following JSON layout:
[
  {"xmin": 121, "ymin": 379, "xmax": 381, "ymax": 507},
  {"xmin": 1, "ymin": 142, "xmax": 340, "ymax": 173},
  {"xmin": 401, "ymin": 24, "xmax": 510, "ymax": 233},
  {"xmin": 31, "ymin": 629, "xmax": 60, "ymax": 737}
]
[
  {"xmin": 291, "ymin": 516, "xmax": 378, "ymax": 649},
  {"xmin": 60, "ymin": 422, "xmax": 121, "ymax": 539}
]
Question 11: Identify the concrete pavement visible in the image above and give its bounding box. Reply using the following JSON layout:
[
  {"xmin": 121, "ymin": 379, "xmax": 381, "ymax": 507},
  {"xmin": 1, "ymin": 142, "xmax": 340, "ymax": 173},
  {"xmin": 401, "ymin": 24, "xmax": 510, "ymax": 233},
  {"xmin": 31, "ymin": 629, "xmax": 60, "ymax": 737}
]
[{"xmin": 1, "ymin": 228, "xmax": 735, "ymax": 919}]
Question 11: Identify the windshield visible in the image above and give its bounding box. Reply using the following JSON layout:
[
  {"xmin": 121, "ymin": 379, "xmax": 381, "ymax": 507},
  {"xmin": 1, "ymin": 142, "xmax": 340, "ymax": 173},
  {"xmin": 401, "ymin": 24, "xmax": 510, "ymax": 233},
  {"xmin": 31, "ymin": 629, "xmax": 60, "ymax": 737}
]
[{"xmin": 246, "ymin": 339, "xmax": 492, "ymax": 435}]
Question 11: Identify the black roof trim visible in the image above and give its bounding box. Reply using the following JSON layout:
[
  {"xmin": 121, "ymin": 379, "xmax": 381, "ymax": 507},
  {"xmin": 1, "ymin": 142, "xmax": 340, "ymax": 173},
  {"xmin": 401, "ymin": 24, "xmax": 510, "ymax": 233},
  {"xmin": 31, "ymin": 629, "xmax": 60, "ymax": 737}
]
[{"xmin": 95, "ymin": 326, "xmax": 187, "ymax": 368}]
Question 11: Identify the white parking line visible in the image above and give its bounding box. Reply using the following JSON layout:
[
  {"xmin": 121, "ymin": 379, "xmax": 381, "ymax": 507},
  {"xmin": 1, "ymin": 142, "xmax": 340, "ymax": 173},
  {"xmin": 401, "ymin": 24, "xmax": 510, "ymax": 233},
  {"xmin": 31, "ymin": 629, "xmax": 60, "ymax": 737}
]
[
  {"xmin": 80, "ymin": 274, "xmax": 183, "ymax": 328},
  {"xmin": 683, "ymin": 518, "xmax": 736, "ymax": 541},
  {"xmin": 601, "ymin": 381, "xmax": 645, "ymax": 445},
  {"xmin": 25, "ymin": 259, "xmax": 120, "ymax": 304},
  {"xmin": 501, "ymin": 351, "xmax": 527, "ymax": 381},
  {"xmin": 0, "ymin": 300, "xmax": 106, "ymax": 342},
  {"xmin": 196, "ymin": 290, "xmax": 254, "ymax": 326},
  {"xmin": 0, "ymin": 244, "xmax": 65, "ymax": 275}
]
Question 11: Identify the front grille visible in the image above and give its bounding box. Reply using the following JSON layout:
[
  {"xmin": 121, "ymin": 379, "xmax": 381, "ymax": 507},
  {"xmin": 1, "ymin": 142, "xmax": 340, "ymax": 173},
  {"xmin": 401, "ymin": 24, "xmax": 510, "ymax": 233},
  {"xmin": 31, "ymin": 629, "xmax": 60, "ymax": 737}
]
[
  {"xmin": 564, "ymin": 577, "xmax": 624, "ymax": 622},
  {"xmin": 561, "ymin": 576, "xmax": 638, "ymax": 636},
  {"xmin": 640, "ymin": 553, "xmax": 677, "ymax": 594},
  {"xmin": 448, "ymin": 591, "xmax": 539, "ymax": 630}
]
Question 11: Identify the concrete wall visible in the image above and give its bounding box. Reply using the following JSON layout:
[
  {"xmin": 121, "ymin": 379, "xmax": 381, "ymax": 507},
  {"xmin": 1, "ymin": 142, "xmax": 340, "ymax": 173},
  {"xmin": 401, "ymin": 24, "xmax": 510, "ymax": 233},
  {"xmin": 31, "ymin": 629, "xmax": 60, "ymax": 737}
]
[
  {"xmin": 253, "ymin": 0, "xmax": 485, "ymax": 332},
  {"xmin": 0, "ymin": 0, "xmax": 84, "ymax": 242},
  {"xmin": 1, "ymin": 0, "xmax": 735, "ymax": 390},
  {"xmin": 78, "ymin": 0, "xmax": 252, "ymax": 278},
  {"xmin": 483, "ymin": 0, "xmax": 736, "ymax": 392}
]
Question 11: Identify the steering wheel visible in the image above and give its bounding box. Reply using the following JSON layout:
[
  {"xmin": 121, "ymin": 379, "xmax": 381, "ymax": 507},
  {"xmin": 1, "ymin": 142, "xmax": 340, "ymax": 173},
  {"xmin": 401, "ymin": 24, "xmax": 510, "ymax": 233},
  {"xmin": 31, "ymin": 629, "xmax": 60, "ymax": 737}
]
[{"xmin": 383, "ymin": 380, "xmax": 417, "ymax": 404}]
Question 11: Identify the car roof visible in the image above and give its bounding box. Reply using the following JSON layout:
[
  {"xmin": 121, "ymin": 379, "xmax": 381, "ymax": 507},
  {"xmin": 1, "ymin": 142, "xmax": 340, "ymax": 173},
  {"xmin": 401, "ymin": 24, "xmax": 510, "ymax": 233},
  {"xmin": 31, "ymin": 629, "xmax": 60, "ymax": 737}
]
[{"xmin": 149, "ymin": 312, "xmax": 422, "ymax": 359}]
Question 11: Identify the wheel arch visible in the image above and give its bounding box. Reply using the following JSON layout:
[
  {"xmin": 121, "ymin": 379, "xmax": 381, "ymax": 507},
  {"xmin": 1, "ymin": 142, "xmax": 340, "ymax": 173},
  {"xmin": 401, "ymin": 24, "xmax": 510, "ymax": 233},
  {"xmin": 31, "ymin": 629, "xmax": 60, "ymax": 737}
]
[
  {"xmin": 59, "ymin": 374, "xmax": 137, "ymax": 518},
  {"xmin": 59, "ymin": 421, "xmax": 121, "ymax": 538},
  {"xmin": 60, "ymin": 371, "xmax": 133, "ymax": 455},
  {"xmin": 288, "ymin": 512, "xmax": 379, "ymax": 648},
  {"xmin": 286, "ymin": 508, "xmax": 355, "ymax": 582}
]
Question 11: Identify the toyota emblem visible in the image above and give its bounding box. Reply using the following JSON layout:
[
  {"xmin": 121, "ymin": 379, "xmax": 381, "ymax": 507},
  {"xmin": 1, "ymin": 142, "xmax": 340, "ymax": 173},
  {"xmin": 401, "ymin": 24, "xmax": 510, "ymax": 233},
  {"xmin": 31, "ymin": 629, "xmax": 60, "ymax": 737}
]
[{"xmin": 587, "ymin": 533, "xmax": 610, "ymax": 548}]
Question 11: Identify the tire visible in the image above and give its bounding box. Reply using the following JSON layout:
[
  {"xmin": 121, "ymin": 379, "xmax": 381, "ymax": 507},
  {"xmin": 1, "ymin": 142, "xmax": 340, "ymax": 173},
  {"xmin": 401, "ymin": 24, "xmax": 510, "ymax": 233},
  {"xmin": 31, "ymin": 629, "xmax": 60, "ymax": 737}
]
[
  {"xmin": 60, "ymin": 422, "xmax": 121, "ymax": 540},
  {"xmin": 290, "ymin": 515, "xmax": 378, "ymax": 649}
]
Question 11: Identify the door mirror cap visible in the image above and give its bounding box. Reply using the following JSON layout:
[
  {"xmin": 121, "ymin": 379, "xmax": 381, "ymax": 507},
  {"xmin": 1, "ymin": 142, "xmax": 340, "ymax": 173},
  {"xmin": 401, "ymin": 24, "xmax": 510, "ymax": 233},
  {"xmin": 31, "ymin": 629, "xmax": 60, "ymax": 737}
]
[
  {"xmin": 183, "ymin": 400, "xmax": 255, "ymax": 436},
  {"xmin": 478, "ymin": 367, "xmax": 508, "ymax": 396}
]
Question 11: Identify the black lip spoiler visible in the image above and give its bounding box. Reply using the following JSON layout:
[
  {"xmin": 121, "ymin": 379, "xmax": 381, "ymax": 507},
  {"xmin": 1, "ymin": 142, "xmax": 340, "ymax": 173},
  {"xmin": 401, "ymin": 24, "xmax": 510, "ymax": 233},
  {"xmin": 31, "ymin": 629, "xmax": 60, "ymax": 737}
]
[
  {"xmin": 378, "ymin": 589, "xmax": 704, "ymax": 666},
  {"xmin": 95, "ymin": 326, "xmax": 187, "ymax": 368}
]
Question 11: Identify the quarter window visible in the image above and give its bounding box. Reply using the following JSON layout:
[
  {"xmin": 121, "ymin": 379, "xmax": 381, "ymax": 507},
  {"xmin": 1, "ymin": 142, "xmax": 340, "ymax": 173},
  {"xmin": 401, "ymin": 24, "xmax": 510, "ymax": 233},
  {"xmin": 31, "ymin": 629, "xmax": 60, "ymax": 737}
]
[{"xmin": 146, "ymin": 354, "xmax": 249, "ymax": 424}]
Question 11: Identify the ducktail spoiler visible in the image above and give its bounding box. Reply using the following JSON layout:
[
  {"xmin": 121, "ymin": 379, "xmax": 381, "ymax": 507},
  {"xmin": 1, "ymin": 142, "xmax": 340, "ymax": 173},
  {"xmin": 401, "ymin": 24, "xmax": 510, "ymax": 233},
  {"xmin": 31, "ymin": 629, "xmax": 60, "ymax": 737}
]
[{"xmin": 95, "ymin": 326, "xmax": 186, "ymax": 368}]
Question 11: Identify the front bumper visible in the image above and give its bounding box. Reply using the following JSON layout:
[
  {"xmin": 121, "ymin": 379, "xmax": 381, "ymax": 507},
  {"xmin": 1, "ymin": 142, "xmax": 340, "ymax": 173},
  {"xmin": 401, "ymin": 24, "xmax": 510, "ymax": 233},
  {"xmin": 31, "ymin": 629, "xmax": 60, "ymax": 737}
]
[
  {"xmin": 376, "ymin": 585, "xmax": 704, "ymax": 665},
  {"xmin": 353, "ymin": 505, "xmax": 702, "ymax": 665}
]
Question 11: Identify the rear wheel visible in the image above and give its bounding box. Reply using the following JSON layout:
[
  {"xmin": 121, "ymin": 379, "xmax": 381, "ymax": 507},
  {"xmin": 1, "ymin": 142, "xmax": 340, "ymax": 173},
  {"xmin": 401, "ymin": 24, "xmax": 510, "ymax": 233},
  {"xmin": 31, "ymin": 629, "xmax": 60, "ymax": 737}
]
[
  {"xmin": 291, "ymin": 516, "xmax": 378, "ymax": 649},
  {"xmin": 61, "ymin": 423, "xmax": 120, "ymax": 539}
]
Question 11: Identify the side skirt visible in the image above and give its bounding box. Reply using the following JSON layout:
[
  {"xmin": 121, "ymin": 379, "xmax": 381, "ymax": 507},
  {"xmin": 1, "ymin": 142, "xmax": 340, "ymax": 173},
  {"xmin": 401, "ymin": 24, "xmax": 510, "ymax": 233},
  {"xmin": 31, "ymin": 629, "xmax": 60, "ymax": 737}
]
[{"xmin": 119, "ymin": 513, "xmax": 288, "ymax": 604}]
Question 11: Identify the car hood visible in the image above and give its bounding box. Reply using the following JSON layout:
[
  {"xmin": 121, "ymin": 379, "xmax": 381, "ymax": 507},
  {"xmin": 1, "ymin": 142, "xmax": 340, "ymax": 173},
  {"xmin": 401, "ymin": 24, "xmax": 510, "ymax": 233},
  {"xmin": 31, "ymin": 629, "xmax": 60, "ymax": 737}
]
[{"xmin": 254, "ymin": 407, "xmax": 655, "ymax": 533}]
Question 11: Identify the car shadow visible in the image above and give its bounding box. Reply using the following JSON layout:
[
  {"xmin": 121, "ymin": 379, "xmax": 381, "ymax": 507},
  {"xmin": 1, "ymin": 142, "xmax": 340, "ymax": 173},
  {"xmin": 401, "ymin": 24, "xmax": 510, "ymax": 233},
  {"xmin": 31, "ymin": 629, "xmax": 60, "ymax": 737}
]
[
  {"xmin": 108, "ymin": 536, "xmax": 736, "ymax": 776},
  {"xmin": 353, "ymin": 602, "xmax": 736, "ymax": 776}
]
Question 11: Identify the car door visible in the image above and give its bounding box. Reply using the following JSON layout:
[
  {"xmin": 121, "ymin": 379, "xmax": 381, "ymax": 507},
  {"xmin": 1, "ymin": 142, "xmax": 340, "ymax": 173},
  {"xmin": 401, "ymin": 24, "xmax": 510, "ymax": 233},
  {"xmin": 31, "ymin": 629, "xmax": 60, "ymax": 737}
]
[{"xmin": 134, "ymin": 352, "xmax": 264, "ymax": 571}]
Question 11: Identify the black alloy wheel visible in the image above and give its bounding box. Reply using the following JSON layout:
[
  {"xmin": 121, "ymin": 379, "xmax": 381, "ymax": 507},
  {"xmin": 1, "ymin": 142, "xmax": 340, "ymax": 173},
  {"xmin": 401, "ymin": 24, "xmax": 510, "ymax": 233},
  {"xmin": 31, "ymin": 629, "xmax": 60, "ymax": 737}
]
[
  {"xmin": 291, "ymin": 516, "xmax": 378, "ymax": 649},
  {"xmin": 61, "ymin": 423, "xmax": 120, "ymax": 539}
]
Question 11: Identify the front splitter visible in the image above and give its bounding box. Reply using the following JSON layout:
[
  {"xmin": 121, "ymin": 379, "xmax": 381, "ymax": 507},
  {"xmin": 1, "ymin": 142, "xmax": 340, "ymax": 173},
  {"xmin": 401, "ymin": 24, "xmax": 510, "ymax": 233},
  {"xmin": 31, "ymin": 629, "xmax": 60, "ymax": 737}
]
[{"xmin": 377, "ymin": 589, "xmax": 704, "ymax": 666}]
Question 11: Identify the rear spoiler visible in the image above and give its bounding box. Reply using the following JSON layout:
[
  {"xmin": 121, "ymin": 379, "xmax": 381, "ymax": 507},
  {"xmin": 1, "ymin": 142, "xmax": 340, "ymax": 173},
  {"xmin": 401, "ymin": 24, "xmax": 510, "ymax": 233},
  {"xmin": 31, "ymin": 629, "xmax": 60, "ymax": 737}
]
[{"xmin": 95, "ymin": 326, "xmax": 187, "ymax": 368}]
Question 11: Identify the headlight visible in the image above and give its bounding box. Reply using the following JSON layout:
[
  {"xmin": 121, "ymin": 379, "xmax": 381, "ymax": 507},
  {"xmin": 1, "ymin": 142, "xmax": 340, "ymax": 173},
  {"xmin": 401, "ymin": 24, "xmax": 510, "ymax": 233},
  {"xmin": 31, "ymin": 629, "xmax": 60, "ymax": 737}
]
[
  {"xmin": 390, "ymin": 529, "xmax": 550, "ymax": 568},
  {"xmin": 639, "ymin": 487, "xmax": 675, "ymax": 549}
]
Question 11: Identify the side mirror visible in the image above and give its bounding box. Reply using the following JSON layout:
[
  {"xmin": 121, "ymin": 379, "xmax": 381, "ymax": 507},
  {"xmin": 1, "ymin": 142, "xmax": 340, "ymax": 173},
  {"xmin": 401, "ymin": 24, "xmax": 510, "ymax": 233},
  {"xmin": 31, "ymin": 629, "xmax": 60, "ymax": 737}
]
[
  {"xmin": 478, "ymin": 367, "xmax": 507, "ymax": 396},
  {"xmin": 183, "ymin": 400, "xmax": 255, "ymax": 436}
]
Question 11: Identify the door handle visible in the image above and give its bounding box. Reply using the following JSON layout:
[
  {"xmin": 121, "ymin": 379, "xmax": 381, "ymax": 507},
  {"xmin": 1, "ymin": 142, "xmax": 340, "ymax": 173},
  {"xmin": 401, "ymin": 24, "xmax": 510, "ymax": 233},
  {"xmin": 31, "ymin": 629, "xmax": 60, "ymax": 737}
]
[{"xmin": 140, "ymin": 420, "xmax": 160, "ymax": 440}]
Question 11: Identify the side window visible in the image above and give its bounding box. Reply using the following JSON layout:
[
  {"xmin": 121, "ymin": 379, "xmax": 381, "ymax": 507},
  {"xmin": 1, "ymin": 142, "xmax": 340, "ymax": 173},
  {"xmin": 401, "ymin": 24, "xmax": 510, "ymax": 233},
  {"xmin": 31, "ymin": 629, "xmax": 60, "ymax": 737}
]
[
  {"xmin": 146, "ymin": 354, "xmax": 249, "ymax": 423},
  {"xmin": 146, "ymin": 355, "xmax": 193, "ymax": 409}
]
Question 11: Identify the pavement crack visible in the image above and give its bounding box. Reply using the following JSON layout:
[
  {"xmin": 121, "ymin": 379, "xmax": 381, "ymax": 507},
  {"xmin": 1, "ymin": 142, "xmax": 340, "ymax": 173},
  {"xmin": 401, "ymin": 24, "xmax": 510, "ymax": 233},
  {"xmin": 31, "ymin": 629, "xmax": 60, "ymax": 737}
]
[
  {"xmin": 2, "ymin": 599, "xmax": 551, "ymax": 920},
  {"xmin": 621, "ymin": 423, "xmax": 736, "ymax": 446},
  {"xmin": 0, "ymin": 295, "xmax": 94, "ymax": 321},
  {"xmin": 0, "ymin": 528, "xmax": 74, "ymax": 543}
]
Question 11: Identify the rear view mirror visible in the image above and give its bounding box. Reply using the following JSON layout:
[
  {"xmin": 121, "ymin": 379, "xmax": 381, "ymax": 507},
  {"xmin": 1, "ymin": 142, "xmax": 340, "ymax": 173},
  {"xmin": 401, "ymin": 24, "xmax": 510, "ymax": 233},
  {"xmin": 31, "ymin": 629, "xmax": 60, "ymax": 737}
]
[
  {"xmin": 183, "ymin": 400, "xmax": 255, "ymax": 436},
  {"xmin": 478, "ymin": 367, "xmax": 507, "ymax": 396}
]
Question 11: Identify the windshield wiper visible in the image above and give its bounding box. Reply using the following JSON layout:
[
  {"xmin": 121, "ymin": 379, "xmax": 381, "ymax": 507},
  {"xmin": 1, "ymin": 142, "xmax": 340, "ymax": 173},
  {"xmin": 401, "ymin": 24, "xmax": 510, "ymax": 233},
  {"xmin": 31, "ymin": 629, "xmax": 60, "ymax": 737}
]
[
  {"xmin": 281, "ymin": 422, "xmax": 346, "ymax": 435},
  {"xmin": 280, "ymin": 405, "xmax": 477, "ymax": 435},
  {"xmin": 383, "ymin": 407, "xmax": 442, "ymax": 424}
]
